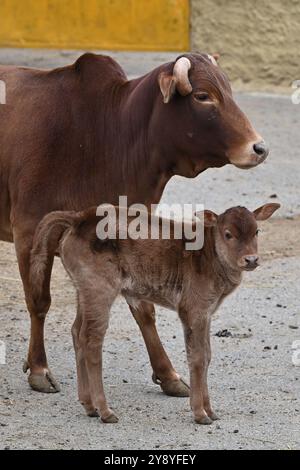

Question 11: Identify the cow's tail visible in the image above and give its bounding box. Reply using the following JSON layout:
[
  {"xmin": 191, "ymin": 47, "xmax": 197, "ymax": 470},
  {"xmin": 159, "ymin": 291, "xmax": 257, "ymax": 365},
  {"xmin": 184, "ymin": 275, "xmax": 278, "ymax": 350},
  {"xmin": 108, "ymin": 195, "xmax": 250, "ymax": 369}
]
[{"xmin": 30, "ymin": 210, "xmax": 80, "ymax": 303}]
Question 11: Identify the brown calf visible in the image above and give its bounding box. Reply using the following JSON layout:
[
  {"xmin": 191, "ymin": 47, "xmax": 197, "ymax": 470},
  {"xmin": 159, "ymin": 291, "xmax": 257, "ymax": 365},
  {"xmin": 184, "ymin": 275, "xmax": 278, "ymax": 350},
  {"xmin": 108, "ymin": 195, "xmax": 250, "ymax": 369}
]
[{"xmin": 30, "ymin": 203, "xmax": 279, "ymax": 424}]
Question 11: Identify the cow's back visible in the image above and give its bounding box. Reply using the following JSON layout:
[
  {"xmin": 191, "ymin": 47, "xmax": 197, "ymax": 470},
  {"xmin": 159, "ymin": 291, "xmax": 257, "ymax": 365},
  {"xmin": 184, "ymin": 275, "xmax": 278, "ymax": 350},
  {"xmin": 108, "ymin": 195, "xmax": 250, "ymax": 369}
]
[{"xmin": 0, "ymin": 54, "xmax": 128, "ymax": 235}]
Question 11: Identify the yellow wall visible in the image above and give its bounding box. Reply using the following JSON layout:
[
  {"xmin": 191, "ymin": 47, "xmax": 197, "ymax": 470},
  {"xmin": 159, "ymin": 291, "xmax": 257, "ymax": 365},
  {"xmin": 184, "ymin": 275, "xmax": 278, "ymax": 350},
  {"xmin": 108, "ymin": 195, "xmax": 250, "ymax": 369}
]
[{"xmin": 0, "ymin": 0, "xmax": 189, "ymax": 51}]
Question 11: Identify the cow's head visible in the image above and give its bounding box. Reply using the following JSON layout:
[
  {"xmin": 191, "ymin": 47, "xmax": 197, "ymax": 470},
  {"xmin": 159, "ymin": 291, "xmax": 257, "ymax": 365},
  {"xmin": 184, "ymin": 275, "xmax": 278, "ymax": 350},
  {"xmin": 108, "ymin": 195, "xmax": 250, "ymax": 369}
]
[{"xmin": 156, "ymin": 53, "xmax": 269, "ymax": 176}]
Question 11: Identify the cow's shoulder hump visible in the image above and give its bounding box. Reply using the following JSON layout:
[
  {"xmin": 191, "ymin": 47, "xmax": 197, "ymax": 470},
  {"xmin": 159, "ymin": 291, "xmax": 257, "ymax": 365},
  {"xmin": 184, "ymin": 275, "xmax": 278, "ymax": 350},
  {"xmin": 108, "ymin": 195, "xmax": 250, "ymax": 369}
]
[{"xmin": 72, "ymin": 53, "xmax": 127, "ymax": 85}]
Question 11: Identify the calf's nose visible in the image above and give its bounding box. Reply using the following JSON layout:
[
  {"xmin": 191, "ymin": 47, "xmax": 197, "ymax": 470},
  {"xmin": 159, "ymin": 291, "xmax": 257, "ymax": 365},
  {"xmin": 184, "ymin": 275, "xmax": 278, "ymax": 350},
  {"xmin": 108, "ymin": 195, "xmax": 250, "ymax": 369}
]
[
  {"xmin": 253, "ymin": 140, "xmax": 269, "ymax": 159},
  {"xmin": 244, "ymin": 255, "xmax": 259, "ymax": 267}
]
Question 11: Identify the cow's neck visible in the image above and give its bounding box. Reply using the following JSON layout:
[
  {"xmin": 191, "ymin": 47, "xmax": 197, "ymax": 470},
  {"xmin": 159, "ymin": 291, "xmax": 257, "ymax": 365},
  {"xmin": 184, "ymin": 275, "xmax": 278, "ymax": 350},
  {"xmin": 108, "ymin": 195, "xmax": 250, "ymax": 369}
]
[
  {"xmin": 123, "ymin": 70, "xmax": 212, "ymax": 181},
  {"xmin": 95, "ymin": 67, "xmax": 209, "ymax": 209},
  {"xmin": 104, "ymin": 70, "xmax": 181, "ymax": 208}
]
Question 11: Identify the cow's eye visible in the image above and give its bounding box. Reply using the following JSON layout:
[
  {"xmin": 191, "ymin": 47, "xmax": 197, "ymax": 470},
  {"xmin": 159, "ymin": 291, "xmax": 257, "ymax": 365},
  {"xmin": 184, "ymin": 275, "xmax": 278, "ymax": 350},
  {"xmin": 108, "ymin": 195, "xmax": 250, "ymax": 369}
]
[
  {"xmin": 256, "ymin": 229, "xmax": 260, "ymax": 236},
  {"xmin": 194, "ymin": 92, "xmax": 210, "ymax": 103},
  {"xmin": 225, "ymin": 230, "xmax": 233, "ymax": 240}
]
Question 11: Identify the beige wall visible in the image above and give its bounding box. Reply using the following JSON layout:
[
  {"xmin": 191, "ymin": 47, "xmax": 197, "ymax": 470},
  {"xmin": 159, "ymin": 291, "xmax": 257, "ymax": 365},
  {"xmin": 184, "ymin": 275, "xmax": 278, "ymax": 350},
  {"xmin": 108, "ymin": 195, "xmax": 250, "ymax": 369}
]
[{"xmin": 191, "ymin": 0, "xmax": 300, "ymax": 91}]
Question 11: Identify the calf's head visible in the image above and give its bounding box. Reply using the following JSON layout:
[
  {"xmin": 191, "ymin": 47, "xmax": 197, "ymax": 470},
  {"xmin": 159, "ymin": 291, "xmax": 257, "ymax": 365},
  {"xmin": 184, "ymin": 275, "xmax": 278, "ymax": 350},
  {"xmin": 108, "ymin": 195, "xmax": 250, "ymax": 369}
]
[
  {"xmin": 157, "ymin": 53, "xmax": 269, "ymax": 175},
  {"xmin": 202, "ymin": 203, "xmax": 280, "ymax": 271}
]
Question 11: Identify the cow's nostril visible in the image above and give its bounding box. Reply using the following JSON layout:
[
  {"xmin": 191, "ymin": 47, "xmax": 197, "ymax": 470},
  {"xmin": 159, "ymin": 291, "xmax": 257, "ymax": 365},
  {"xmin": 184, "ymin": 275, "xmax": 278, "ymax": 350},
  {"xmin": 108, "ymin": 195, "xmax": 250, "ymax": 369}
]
[{"xmin": 253, "ymin": 141, "xmax": 269, "ymax": 158}]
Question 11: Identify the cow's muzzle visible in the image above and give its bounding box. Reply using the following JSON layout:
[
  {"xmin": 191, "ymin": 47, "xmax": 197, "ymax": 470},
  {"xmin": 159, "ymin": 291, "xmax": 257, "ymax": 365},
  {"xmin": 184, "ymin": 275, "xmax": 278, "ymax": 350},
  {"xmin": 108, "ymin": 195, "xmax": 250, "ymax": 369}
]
[
  {"xmin": 253, "ymin": 140, "xmax": 269, "ymax": 160},
  {"xmin": 229, "ymin": 139, "xmax": 269, "ymax": 169}
]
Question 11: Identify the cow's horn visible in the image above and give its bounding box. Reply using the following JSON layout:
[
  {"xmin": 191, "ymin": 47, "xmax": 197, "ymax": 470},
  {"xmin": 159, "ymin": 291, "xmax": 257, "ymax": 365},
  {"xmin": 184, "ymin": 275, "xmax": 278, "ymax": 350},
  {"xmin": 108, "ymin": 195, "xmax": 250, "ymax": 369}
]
[{"xmin": 173, "ymin": 57, "xmax": 192, "ymax": 96}]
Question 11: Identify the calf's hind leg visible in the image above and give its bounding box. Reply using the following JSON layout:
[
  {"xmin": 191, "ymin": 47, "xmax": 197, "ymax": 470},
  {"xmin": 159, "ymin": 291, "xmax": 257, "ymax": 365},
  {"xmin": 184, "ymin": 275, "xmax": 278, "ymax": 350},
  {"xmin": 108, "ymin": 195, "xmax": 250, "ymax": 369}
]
[
  {"xmin": 127, "ymin": 300, "xmax": 189, "ymax": 397},
  {"xmin": 72, "ymin": 304, "xmax": 98, "ymax": 417},
  {"xmin": 78, "ymin": 289, "xmax": 118, "ymax": 423}
]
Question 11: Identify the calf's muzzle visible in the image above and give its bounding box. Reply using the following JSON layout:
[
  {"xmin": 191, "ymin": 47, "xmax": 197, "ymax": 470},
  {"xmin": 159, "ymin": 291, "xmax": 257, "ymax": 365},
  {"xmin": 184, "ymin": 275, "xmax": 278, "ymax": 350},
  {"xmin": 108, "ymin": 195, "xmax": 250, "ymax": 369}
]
[{"xmin": 241, "ymin": 255, "xmax": 260, "ymax": 270}]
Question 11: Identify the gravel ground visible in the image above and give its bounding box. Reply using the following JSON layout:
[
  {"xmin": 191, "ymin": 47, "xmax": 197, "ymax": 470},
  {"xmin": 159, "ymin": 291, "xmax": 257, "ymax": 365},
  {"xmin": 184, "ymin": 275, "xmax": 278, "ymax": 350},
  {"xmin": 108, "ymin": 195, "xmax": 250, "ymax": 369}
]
[{"xmin": 0, "ymin": 49, "xmax": 299, "ymax": 450}]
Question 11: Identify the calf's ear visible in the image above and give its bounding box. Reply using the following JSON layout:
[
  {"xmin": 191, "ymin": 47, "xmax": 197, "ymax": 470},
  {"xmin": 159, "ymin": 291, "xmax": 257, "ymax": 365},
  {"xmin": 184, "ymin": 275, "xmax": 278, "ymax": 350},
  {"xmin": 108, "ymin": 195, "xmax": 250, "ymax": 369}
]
[
  {"xmin": 253, "ymin": 203, "xmax": 280, "ymax": 221},
  {"xmin": 158, "ymin": 72, "xmax": 176, "ymax": 103},
  {"xmin": 195, "ymin": 210, "xmax": 218, "ymax": 227}
]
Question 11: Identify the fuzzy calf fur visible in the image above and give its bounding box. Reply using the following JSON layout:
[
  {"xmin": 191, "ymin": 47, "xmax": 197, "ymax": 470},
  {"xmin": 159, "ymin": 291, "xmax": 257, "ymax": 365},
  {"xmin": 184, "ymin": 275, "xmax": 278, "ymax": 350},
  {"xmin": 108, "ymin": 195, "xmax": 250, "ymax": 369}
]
[{"xmin": 30, "ymin": 203, "xmax": 279, "ymax": 424}]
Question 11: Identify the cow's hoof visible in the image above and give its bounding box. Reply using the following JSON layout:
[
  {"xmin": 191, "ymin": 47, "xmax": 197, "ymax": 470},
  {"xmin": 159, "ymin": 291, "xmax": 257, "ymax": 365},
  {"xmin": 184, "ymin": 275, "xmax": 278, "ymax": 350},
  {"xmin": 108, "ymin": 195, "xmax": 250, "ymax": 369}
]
[
  {"xmin": 194, "ymin": 415, "xmax": 213, "ymax": 425},
  {"xmin": 101, "ymin": 412, "xmax": 119, "ymax": 423},
  {"xmin": 25, "ymin": 364, "xmax": 60, "ymax": 393},
  {"xmin": 22, "ymin": 360, "xmax": 29, "ymax": 373},
  {"xmin": 152, "ymin": 373, "xmax": 190, "ymax": 397}
]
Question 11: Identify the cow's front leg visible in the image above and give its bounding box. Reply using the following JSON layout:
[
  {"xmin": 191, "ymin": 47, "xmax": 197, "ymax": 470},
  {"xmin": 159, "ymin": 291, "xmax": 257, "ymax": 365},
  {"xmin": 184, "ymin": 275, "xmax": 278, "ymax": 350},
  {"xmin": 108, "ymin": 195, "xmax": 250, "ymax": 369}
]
[
  {"xmin": 127, "ymin": 299, "xmax": 189, "ymax": 397},
  {"xmin": 181, "ymin": 311, "xmax": 217, "ymax": 424},
  {"xmin": 13, "ymin": 224, "xmax": 60, "ymax": 393}
]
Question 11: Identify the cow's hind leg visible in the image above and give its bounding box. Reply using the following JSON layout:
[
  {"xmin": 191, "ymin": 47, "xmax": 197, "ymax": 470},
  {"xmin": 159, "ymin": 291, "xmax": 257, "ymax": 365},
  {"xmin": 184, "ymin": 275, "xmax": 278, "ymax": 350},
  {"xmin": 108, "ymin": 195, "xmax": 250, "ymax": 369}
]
[
  {"xmin": 14, "ymin": 226, "xmax": 60, "ymax": 393},
  {"xmin": 127, "ymin": 300, "xmax": 189, "ymax": 397}
]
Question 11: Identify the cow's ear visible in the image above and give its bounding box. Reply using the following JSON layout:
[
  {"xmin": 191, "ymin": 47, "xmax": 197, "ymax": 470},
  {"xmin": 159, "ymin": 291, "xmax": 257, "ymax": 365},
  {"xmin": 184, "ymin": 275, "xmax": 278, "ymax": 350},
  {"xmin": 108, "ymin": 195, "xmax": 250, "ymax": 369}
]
[
  {"xmin": 253, "ymin": 203, "xmax": 280, "ymax": 221},
  {"xmin": 158, "ymin": 72, "xmax": 176, "ymax": 103},
  {"xmin": 195, "ymin": 210, "xmax": 218, "ymax": 227}
]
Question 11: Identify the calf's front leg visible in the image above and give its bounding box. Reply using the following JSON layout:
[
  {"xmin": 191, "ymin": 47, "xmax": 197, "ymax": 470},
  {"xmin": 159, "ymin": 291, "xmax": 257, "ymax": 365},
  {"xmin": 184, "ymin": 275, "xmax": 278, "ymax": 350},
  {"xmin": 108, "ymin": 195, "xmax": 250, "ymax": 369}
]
[
  {"xmin": 181, "ymin": 311, "xmax": 218, "ymax": 424},
  {"xmin": 127, "ymin": 299, "xmax": 189, "ymax": 397}
]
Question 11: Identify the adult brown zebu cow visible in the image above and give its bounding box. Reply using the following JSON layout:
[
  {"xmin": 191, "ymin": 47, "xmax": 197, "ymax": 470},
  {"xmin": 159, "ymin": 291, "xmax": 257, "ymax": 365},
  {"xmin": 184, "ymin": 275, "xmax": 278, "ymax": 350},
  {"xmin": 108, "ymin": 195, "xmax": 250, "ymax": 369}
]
[{"xmin": 0, "ymin": 53, "xmax": 268, "ymax": 396}]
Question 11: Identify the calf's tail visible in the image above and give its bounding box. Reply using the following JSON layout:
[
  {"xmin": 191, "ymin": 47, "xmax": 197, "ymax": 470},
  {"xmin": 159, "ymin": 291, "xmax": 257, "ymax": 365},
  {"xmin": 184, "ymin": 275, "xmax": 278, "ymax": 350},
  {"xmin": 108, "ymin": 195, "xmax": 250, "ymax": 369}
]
[{"xmin": 30, "ymin": 210, "xmax": 80, "ymax": 304}]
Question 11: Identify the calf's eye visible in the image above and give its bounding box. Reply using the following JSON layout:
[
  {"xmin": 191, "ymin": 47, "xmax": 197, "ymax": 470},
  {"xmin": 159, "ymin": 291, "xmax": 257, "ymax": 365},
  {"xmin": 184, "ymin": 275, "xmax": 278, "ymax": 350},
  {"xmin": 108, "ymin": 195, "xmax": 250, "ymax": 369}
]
[
  {"xmin": 256, "ymin": 229, "xmax": 260, "ymax": 236},
  {"xmin": 225, "ymin": 230, "xmax": 233, "ymax": 240}
]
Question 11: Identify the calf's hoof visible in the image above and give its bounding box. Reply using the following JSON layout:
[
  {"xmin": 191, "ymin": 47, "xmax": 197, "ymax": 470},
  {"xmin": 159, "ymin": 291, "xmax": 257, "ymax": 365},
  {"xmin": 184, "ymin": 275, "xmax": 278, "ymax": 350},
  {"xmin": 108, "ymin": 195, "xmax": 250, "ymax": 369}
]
[
  {"xmin": 194, "ymin": 415, "xmax": 213, "ymax": 425},
  {"xmin": 101, "ymin": 411, "xmax": 119, "ymax": 424},
  {"xmin": 85, "ymin": 407, "xmax": 100, "ymax": 418},
  {"xmin": 209, "ymin": 411, "xmax": 220, "ymax": 421},
  {"xmin": 23, "ymin": 361, "xmax": 60, "ymax": 393},
  {"xmin": 152, "ymin": 373, "xmax": 190, "ymax": 397}
]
